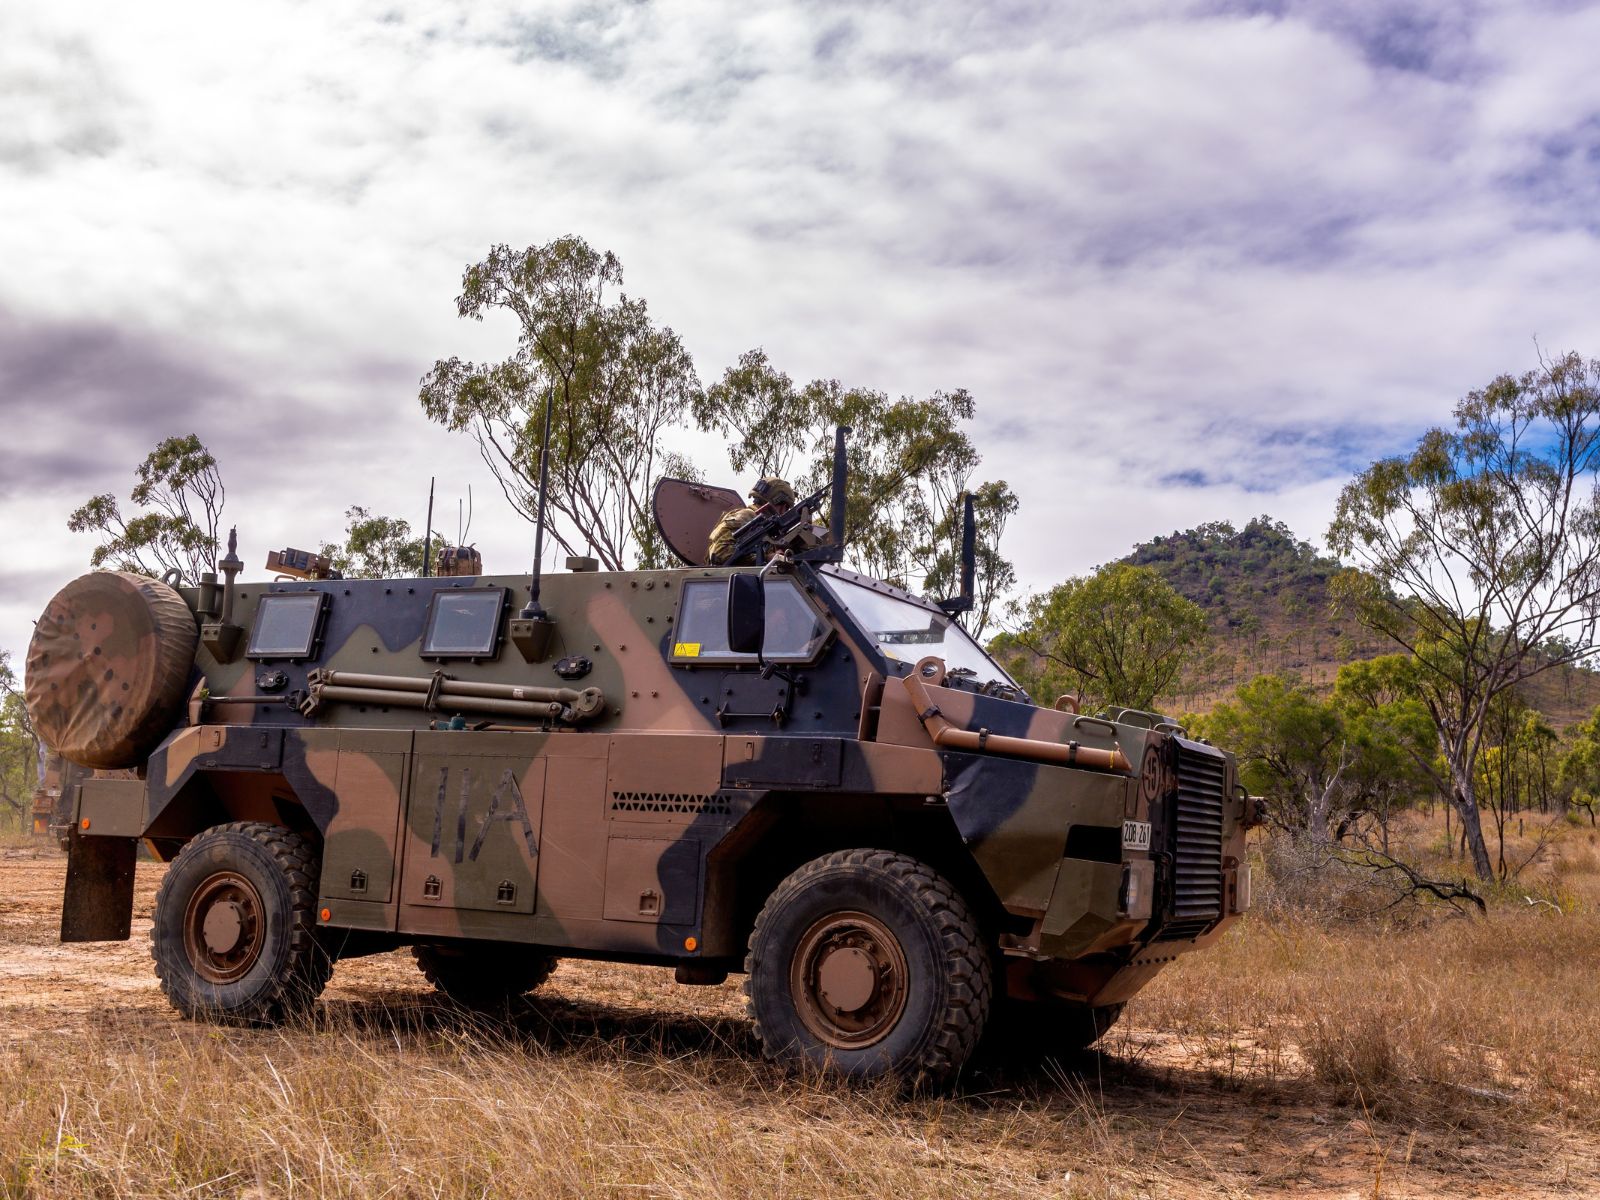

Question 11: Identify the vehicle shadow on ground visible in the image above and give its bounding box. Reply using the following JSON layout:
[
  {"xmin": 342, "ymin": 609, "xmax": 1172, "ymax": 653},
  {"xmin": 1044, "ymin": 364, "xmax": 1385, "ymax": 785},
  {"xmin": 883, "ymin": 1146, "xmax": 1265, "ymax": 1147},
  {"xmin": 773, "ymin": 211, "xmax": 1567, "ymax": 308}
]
[
  {"xmin": 310, "ymin": 985, "xmax": 1270, "ymax": 1113},
  {"xmin": 315, "ymin": 987, "xmax": 765, "ymax": 1063}
]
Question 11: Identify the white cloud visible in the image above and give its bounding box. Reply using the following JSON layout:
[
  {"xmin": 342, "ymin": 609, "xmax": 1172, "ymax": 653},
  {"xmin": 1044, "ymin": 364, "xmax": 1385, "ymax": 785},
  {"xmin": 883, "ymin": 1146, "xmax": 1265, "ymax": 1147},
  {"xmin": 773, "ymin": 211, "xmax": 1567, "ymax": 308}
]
[{"xmin": 1, "ymin": 0, "xmax": 1597, "ymax": 658}]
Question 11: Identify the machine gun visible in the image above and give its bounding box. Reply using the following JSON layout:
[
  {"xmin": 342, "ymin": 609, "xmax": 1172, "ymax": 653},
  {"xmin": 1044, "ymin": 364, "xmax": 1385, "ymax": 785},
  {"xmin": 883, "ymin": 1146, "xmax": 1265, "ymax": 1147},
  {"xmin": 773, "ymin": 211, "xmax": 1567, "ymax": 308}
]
[
  {"xmin": 723, "ymin": 427, "xmax": 850, "ymax": 566},
  {"xmin": 723, "ymin": 481, "xmax": 829, "ymax": 565}
]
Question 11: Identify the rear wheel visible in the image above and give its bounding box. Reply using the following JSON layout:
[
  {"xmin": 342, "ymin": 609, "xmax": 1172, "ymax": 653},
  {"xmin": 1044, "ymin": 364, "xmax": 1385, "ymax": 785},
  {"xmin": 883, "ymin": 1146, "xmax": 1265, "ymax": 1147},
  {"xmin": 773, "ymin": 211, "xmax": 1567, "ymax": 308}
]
[
  {"xmin": 151, "ymin": 822, "xmax": 331, "ymax": 1024},
  {"xmin": 412, "ymin": 943, "xmax": 558, "ymax": 1010},
  {"xmin": 745, "ymin": 849, "xmax": 991, "ymax": 1088}
]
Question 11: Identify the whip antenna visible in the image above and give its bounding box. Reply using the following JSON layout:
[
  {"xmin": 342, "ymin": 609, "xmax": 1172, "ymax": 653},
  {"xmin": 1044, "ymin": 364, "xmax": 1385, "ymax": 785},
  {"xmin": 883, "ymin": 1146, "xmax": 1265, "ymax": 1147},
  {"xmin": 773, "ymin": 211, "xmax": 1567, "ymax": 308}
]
[
  {"xmin": 522, "ymin": 385, "xmax": 555, "ymax": 620},
  {"xmin": 421, "ymin": 477, "xmax": 435, "ymax": 577}
]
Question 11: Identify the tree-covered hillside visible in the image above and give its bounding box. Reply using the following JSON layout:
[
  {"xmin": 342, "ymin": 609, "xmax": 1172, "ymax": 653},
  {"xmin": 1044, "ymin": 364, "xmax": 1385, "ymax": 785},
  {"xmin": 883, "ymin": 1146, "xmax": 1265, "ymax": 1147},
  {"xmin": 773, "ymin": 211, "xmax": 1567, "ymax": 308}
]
[
  {"xmin": 1122, "ymin": 517, "xmax": 1384, "ymax": 708},
  {"xmin": 1127, "ymin": 517, "xmax": 1332, "ymax": 617},
  {"xmin": 1122, "ymin": 517, "xmax": 1600, "ymax": 723}
]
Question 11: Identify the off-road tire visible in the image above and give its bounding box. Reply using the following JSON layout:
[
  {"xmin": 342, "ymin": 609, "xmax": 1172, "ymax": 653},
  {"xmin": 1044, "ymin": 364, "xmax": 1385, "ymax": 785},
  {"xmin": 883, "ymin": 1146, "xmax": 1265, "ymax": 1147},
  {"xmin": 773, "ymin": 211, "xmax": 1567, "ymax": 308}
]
[
  {"xmin": 413, "ymin": 943, "xmax": 558, "ymax": 1010},
  {"xmin": 995, "ymin": 999, "xmax": 1125, "ymax": 1060},
  {"xmin": 151, "ymin": 822, "xmax": 331, "ymax": 1025},
  {"xmin": 745, "ymin": 848, "xmax": 991, "ymax": 1089}
]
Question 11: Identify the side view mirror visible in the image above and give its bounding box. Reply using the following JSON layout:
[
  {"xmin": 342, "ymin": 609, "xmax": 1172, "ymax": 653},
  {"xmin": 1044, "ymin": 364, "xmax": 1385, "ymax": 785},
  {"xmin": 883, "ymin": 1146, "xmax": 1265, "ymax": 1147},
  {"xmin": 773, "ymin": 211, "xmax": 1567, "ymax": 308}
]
[{"xmin": 727, "ymin": 573, "xmax": 766, "ymax": 655}]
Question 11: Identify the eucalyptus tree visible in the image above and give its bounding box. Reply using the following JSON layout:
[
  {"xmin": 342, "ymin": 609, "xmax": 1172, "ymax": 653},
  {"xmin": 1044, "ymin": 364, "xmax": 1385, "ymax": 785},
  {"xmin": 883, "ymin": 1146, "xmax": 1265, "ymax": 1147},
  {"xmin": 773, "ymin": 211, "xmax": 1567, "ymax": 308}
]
[
  {"xmin": 1194, "ymin": 664, "xmax": 1428, "ymax": 849},
  {"xmin": 1558, "ymin": 705, "xmax": 1600, "ymax": 826},
  {"xmin": 1328, "ymin": 351, "xmax": 1600, "ymax": 880},
  {"xmin": 1200, "ymin": 674, "xmax": 1349, "ymax": 845},
  {"xmin": 990, "ymin": 562, "xmax": 1207, "ymax": 712},
  {"xmin": 67, "ymin": 433, "xmax": 225, "ymax": 582},
  {"xmin": 419, "ymin": 237, "xmax": 700, "ymax": 571},
  {"xmin": 0, "ymin": 651, "xmax": 37, "ymax": 828},
  {"xmin": 320, "ymin": 506, "xmax": 435, "ymax": 579},
  {"xmin": 696, "ymin": 348, "xmax": 1018, "ymax": 633},
  {"xmin": 1330, "ymin": 655, "xmax": 1443, "ymax": 848}
]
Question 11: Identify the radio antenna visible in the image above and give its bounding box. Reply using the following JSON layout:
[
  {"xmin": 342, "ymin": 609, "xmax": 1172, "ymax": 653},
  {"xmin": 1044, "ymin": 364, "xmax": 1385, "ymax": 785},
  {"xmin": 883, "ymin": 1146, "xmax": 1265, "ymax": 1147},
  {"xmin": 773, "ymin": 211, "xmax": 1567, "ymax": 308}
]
[
  {"xmin": 421, "ymin": 477, "xmax": 435, "ymax": 578},
  {"xmin": 521, "ymin": 385, "xmax": 555, "ymax": 620}
]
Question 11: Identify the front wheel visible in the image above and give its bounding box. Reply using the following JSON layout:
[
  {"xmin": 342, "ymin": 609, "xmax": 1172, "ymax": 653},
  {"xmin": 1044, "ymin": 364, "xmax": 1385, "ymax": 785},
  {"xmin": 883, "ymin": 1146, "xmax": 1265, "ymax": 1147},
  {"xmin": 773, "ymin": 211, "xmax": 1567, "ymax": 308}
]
[
  {"xmin": 151, "ymin": 822, "xmax": 331, "ymax": 1025},
  {"xmin": 745, "ymin": 849, "xmax": 991, "ymax": 1088}
]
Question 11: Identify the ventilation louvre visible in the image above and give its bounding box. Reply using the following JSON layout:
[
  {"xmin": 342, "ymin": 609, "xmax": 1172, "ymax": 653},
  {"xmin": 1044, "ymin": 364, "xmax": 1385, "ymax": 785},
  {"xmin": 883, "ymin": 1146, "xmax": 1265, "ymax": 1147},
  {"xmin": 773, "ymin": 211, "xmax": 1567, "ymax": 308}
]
[{"xmin": 610, "ymin": 792, "xmax": 732, "ymax": 817}]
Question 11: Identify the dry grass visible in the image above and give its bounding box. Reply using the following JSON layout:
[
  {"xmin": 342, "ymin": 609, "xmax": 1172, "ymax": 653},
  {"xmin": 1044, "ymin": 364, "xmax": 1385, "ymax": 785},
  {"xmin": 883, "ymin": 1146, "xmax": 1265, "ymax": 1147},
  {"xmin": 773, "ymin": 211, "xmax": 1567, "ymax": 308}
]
[
  {"xmin": 1133, "ymin": 814, "xmax": 1600, "ymax": 1125},
  {"xmin": 1134, "ymin": 900, "xmax": 1600, "ymax": 1119},
  {"xmin": 1, "ymin": 1010, "xmax": 1118, "ymax": 1199},
  {"xmin": 3, "ymin": 814, "xmax": 1599, "ymax": 1198}
]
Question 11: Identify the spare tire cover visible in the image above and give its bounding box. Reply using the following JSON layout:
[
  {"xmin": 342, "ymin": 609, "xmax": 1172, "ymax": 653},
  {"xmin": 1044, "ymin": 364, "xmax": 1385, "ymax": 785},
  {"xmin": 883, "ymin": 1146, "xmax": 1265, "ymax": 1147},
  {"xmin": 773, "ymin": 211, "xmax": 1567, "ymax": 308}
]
[{"xmin": 26, "ymin": 571, "xmax": 198, "ymax": 770}]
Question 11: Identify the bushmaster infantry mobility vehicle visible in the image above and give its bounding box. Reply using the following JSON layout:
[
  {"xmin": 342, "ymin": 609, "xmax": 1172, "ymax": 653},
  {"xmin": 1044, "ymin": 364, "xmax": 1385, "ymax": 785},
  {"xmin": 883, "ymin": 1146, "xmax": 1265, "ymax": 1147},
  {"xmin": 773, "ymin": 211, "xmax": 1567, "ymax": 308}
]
[{"xmin": 26, "ymin": 433, "xmax": 1255, "ymax": 1086}]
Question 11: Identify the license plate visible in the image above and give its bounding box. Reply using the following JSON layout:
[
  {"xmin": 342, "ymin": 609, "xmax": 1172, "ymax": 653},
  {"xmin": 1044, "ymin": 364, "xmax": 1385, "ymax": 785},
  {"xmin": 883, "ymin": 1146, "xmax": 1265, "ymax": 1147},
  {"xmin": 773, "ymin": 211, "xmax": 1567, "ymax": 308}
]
[{"xmin": 1122, "ymin": 820, "xmax": 1152, "ymax": 851}]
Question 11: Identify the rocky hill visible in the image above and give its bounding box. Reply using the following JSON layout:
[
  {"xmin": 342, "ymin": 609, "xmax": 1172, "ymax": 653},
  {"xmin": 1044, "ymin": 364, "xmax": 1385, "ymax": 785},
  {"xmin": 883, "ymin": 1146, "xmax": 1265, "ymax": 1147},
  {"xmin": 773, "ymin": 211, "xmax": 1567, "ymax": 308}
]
[{"xmin": 1127, "ymin": 517, "xmax": 1600, "ymax": 726}]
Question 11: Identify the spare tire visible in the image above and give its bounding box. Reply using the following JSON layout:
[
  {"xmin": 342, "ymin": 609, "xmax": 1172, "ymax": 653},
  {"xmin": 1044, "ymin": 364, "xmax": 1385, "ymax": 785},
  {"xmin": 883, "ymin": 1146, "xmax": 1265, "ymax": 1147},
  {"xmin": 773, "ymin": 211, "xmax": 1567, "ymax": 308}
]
[{"xmin": 26, "ymin": 571, "xmax": 198, "ymax": 770}]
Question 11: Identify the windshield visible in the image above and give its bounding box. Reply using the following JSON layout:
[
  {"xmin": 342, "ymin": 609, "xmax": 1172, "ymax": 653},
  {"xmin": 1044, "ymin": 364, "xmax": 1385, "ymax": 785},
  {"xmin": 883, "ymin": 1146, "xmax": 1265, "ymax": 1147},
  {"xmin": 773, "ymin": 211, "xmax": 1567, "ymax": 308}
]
[{"xmin": 822, "ymin": 571, "xmax": 1017, "ymax": 687}]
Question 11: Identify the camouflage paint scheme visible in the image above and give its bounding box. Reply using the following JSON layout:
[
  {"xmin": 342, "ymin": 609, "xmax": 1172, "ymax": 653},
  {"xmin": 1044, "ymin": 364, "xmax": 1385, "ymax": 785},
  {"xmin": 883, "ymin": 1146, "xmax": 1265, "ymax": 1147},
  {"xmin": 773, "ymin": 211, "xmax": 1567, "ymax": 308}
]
[{"xmin": 47, "ymin": 556, "xmax": 1253, "ymax": 1010}]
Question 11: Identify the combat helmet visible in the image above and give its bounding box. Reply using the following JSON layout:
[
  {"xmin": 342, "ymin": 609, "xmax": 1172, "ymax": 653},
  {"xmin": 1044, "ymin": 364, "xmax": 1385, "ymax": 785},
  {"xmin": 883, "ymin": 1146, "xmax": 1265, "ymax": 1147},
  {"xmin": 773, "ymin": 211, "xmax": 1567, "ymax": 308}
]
[{"xmin": 749, "ymin": 477, "xmax": 795, "ymax": 509}]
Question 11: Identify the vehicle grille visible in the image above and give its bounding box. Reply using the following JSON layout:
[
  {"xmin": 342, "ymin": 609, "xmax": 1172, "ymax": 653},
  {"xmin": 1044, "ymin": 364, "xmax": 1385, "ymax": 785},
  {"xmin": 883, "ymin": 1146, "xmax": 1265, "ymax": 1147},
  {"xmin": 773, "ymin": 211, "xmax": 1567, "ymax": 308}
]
[{"xmin": 1155, "ymin": 740, "xmax": 1227, "ymax": 941}]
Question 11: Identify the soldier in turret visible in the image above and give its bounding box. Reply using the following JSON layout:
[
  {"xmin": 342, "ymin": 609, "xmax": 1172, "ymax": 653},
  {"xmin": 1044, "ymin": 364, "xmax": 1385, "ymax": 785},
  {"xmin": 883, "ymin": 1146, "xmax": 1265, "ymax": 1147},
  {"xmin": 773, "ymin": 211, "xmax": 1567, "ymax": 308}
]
[{"xmin": 707, "ymin": 477, "xmax": 795, "ymax": 565}]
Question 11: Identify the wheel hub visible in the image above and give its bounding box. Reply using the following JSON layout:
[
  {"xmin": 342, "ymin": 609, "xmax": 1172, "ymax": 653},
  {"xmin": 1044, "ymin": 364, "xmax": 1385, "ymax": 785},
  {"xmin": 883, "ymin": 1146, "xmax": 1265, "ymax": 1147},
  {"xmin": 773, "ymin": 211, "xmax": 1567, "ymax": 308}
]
[
  {"xmin": 201, "ymin": 900, "xmax": 245, "ymax": 954},
  {"xmin": 791, "ymin": 910, "xmax": 909, "ymax": 1049},
  {"xmin": 183, "ymin": 871, "xmax": 265, "ymax": 984},
  {"xmin": 816, "ymin": 946, "xmax": 877, "ymax": 1012}
]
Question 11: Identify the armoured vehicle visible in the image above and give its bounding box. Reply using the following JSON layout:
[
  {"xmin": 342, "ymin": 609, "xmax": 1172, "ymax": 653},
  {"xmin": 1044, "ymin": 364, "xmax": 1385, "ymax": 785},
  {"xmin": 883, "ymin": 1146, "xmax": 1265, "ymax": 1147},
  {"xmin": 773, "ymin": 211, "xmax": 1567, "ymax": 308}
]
[{"xmin": 25, "ymin": 437, "xmax": 1254, "ymax": 1086}]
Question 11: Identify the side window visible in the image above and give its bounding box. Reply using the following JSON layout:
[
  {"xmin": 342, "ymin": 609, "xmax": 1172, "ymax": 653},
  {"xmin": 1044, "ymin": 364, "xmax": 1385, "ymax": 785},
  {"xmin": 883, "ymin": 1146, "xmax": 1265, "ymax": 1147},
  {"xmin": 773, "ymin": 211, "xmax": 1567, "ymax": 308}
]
[
  {"xmin": 764, "ymin": 579, "xmax": 829, "ymax": 659},
  {"xmin": 419, "ymin": 586, "xmax": 507, "ymax": 660},
  {"xmin": 246, "ymin": 592, "xmax": 330, "ymax": 660},
  {"xmin": 674, "ymin": 579, "xmax": 736, "ymax": 659},
  {"xmin": 671, "ymin": 578, "xmax": 829, "ymax": 664}
]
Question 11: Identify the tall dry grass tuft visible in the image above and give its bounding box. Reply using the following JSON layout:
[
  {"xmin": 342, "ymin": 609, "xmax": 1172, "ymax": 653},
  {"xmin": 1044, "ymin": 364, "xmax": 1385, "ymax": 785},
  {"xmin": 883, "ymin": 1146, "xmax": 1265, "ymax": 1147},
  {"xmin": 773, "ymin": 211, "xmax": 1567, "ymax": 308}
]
[
  {"xmin": 6, "ymin": 810, "xmax": 1600, "ymax": 1196},
  {"xmin": 1139, "ymin": 812, "xmax": 1600, "ymax": 1125},
  {"xmin": 0, "ymin": 998, "xmax": 1142, "ymax": 1200},
  {"xmin": 1301, "ymin": 1006, "xmax": 1399, "ymax": 1095}
]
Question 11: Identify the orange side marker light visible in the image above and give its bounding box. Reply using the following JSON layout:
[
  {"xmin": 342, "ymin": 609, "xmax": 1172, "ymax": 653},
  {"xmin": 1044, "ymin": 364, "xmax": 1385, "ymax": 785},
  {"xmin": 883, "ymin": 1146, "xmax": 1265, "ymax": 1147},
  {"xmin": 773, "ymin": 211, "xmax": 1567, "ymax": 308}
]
[
  {"xmin": 80, "ymin": 818, "xmax": 90, "ymax": 830},
  {"xmin": 319, "ymin": 908, "xmax": 332, "ymax": 922},
  {"xmin": 684, "ymin": 936, "xmax": 698, "ymax": 952}
]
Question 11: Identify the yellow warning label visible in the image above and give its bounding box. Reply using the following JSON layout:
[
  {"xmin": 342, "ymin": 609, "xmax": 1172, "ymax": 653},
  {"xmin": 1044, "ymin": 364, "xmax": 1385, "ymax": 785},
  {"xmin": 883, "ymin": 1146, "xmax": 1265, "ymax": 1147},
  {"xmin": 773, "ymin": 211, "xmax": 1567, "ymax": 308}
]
[{"xmin": 673, "ymin": 642, "xmax": 701, "ymax": 658}]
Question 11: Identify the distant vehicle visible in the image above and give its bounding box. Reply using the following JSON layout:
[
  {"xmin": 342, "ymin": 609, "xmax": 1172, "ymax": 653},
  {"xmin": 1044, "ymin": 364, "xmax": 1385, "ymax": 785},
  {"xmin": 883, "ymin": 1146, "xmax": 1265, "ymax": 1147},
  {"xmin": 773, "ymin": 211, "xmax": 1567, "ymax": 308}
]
[
  {"xmin": 24, "ymin": 431, "xmax": 1254, "ymax": 1087},
  {"xmin": 29, "ymin": 752, "xmax": 72, "ymax": 844},
  {"xmin": 30, "ymin": 754, "xmax": 62, "ymax": 840}
]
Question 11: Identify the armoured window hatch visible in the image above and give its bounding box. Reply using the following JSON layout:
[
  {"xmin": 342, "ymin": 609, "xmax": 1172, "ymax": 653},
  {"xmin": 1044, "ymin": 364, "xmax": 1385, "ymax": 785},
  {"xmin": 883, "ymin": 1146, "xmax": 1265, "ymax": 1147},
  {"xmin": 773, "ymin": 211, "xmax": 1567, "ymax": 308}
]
[
  {"xmin": 246, "ymin": 592, "xmax": 330, "ymax": 660},
  {"xmin": 670, "ymin": 577, "xmax": 829, "ymax": 664},
  {"xmin": 420, "ymin": 586, "xmax": 507, "ymax": 660}
]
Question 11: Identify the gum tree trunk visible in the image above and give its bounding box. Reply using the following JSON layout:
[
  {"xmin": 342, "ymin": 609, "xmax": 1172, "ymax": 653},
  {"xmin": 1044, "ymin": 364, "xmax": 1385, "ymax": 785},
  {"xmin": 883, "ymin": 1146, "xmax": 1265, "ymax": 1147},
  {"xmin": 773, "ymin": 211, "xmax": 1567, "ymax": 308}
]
[{"xmin": 1449, "ymin": 768, "xmax": 1495, "ymax": 881}]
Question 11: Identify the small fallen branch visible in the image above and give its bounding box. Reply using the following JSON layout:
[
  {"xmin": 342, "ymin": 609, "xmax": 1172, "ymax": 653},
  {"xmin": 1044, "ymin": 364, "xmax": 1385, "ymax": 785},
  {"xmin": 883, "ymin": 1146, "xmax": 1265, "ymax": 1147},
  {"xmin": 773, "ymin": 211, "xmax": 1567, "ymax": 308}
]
[
  {"xmin": 1365, "ymin": 850, "xmax": 1486, "ymax": 915},
  {"xmin": 1333, "ymin": 826, "xmax": 1487, "ymax": 915},
  {"xmin": 1423, "ymin": 1076, "xmax": 1517, "ymax": 1103}
]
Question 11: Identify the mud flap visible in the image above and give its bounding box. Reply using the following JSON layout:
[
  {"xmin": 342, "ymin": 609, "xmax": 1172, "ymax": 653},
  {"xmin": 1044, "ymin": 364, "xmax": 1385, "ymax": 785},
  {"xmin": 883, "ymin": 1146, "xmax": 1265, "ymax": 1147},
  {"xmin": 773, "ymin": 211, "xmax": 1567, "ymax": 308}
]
[{"xmin": 61, "ymin": 830, "xmax": 137, "ymax": 943}]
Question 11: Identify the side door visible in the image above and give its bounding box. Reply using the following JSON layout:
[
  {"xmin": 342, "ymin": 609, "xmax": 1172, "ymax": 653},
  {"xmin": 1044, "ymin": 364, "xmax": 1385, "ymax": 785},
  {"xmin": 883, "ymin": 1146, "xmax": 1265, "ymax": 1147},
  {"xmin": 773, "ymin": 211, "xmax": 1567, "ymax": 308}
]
[
  {"xmin": 666, "ymin": 575, "xmax": 832, "ymax": 726},
  {"xmin": 397, "ymin": 731, "xmax": 546, "ymax": 936}
]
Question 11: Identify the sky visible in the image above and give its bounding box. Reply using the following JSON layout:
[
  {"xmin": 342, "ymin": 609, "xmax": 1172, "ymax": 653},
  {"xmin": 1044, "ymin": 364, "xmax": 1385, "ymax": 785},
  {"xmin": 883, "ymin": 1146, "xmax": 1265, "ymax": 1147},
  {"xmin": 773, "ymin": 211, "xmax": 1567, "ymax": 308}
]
[{"xmin": 3, "ymin": 0, "xmax": 1599, "ymax": 663}]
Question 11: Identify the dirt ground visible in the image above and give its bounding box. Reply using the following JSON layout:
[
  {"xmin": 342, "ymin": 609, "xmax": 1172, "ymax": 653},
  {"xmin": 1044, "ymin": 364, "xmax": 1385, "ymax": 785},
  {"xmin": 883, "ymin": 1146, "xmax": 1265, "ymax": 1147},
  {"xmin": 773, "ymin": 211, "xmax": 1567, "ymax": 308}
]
[{"xmin": 2, "ymin": 843, "xmax": 1594, "ymax": 1199}]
